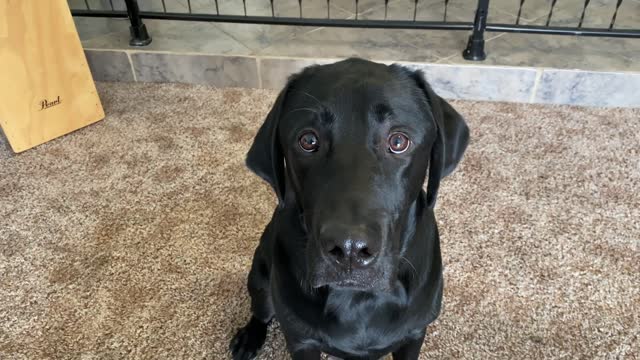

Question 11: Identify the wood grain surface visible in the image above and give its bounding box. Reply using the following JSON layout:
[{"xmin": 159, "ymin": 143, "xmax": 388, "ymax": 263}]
[{"xmin": 0, "ymin": 0, "xmax": 104, "ymax": 153}]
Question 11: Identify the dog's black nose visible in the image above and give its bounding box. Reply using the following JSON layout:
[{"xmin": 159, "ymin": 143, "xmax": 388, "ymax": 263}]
[
  {"xmin": 319, "ymin": 223, "xmax": 380, "ymax": 269},
  {"xmin": 325, "ymin": 237, "xmax": 377, "ymax": 268}
]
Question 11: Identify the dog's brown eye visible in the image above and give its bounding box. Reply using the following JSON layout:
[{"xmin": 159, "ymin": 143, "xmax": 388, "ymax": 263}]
[
  {"xmin": 388, "ymin": 132, "xmax": 410, "ymax": 154},
  {"xmin": 299, "ymin": 131, "xmax": 319, "ymax": 152}
]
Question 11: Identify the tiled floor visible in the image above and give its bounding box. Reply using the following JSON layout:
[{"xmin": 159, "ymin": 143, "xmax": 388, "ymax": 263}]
[
  {"xmin": 69, "ymin": 0, "xmax": 640, "ymax": 107},
  {"xmin": 72, "ymin": 0, "xmax": 640, "ymax": 71}
]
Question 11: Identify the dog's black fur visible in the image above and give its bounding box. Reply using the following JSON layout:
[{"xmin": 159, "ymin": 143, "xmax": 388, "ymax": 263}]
[{"xmin": 230, "ymin": 58, "xmax": 469, "ymax": 360}]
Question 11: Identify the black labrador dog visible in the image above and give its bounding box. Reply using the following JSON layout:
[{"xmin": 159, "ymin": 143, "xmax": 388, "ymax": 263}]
[{"xmin": 230, "ymin": 58, "xmax": 469, "ymax": 360}]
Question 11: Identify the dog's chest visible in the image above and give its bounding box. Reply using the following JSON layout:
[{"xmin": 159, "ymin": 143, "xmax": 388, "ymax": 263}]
[
  {"xmin": 307, "ymin": 297, "xmax": 414, "ymax": 357},
  {"xmin": 325, "ymin": 354, "xmax": 392, "ymax": 360}
]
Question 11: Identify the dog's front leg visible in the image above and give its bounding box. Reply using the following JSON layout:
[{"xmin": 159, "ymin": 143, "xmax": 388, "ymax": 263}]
[{"xmin": 391, "ymin": 328, "xmax": 426, "ymax": 360}]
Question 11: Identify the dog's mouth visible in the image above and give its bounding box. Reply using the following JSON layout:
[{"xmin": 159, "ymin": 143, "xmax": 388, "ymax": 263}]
[
  {"xmin": 311, "ymin": 267, "xmax": 390, "ymax": 291},
  {"xmin": 312, "ymin": 278, "xmax": 372, "ymax": 290}
]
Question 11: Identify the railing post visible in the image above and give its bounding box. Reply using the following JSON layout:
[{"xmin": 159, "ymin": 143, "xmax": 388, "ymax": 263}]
[
  {"xmin": 463, "ymin": 0, "xmax": 489, "ymax": 61},
  {"xmin": 123, "ymin": 0, "xmax": 152, "ymax": 46}
]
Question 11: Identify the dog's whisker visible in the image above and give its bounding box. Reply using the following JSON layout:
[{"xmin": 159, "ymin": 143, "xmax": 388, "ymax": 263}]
[
  {"xmin": 284, "ymin": 107, "xmax": 320, "ymax": 118},
  {"xmin": 401, "ymin": 256, "xmax": 418, "ymax": 280},
  {"xmin": 295, "ymin": 90, "xmax": 324, "ymax": 108}
]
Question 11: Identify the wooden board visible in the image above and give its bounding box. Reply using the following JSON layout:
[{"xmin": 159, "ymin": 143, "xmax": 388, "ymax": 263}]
[{"xmin": 0, "ymin": 0, "xmax": 104, "ymax": 153}]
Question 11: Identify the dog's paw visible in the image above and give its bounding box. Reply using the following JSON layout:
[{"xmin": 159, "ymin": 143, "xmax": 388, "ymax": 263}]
[{"xmin": 229, "ymin": 317, "xmax": 268, "ymax": 360}]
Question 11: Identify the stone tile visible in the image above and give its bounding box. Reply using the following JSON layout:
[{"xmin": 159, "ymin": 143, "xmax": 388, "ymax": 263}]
[
  {"xmin": 71, "ymin": 0, "xmax": 177, "ymax": 11},
  {"xmin": 131, "ymin": 53, "xmax": 259, "ymax": 87},
  {"xmin": 72, "ymin": 0, "xmax": 185, "ymax": 11},
  {"xmin": 359, "ymin": 0, "xmax": 517, "ymax": 23},
  {"xmin": 214, "ymin": 23, "xmax": 315, "ymax": 54},
  {"xmin": 405, "ymin": 29, "xmax": 495, "ymax": 60},
  {"xmin": 73, "ymin": 17, "xmax": 129, "ymax": 41},
  {"xmin": 82, "ymin": 20, "xmax": 252, "ymax": 55},
  {"xmin": 566, "ymin": 0, "xmax": 638, "ymax": 29},
  {"xmin": 258, "ymin": 27, "xmax": 450, "ymax": 62},
  {"xmin": 356, "ymin": 0, "xmax": 466, "ymax": 21},
  {"xmin": 182, "ymin": 0, "xmax": 270, "ymax": 16},
  {"xmin": 331, "ymin": 0, "xmax": 632, "ymax": 26},
  {"xmin": 137, "ymin": 0, "xmax": 189, "ymax": 12},
  {"xmin": 70, "ymin": 0, "xmax": 640, "ymax": 103},
  {"xmin": 69, "ymin": 0, "xmax": 117, "ymax": 10},
  {"xmin": 401, "ymin": 63, "xmax": 538, "ymax": 102},
  {"xmin": 269, "ymin": 0, "xmax": 329, "ymax": 17},
  {"xmin": 353, "ymin": 0, "xmax": 506, "ymax": 61},
  {"xmin": 443, "ymin": 33, "xmax": 640, "ymax": 72},
  {"xmin": 330, "ymin": 0, "xmax": 384, "ymax": 16},
  {"xmin": 425, "ymin": 0, "xmax": 480, "ymax": 22},
  {"xmin": 85, "ymin": 50, "xmax": 135, "ymax": 81},
  {"xmin": 517, "ymin": 0, "xmax": 640, "ymax": 28},
  {"xmin": 481, "ymin": 0, "xmax": 565, "ymax": 24},
  {"xmin": 209, "ymin": 1, "xmax": 352, "ymax": 53},
  {"xmin": 259, "ymin": 58, "xmax": 337, "ymax": 89},
  {"xmin": 485, "ymin": 0, "xmax": 551, "ymax": 23},
  {"xmin": 534, "ymin": 70, "xmax": 640, "ymax": 107},
  {"xmin": 68, "ymin": 0, "xmax": 87, "ymax": 9},
  {"xmin": 179, "ymin": 0, "xmax": 348, "ymax": 18}
]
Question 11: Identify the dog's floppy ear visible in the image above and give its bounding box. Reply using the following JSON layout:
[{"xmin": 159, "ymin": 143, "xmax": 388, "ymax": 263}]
[
  {"xmin": 245, "ymin": 82, "xmax": 292, "ymax": 207},
  {"xmin": 404, "ymin": 68, "xmax": 470, "ymax": 209}
]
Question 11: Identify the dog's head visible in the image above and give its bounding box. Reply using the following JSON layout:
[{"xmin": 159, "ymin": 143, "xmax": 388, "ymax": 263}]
[{"xmin": 247, "ymin": 58, "xmax": 468, "ymax": 291}]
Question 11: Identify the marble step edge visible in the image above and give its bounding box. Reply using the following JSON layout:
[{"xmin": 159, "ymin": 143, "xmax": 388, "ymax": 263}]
[{"xmin": 84, "ymin": 48, "xmax": 640, "ymax": 108}]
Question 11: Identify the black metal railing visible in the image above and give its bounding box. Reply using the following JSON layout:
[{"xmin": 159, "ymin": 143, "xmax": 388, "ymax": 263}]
[{"xmin": 70, "ymin": 0, "xmax": 639, "ymax": 60}]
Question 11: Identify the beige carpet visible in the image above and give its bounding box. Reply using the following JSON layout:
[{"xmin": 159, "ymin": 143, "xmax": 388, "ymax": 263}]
[{"xmin": 0, "ymin": 82, "xmax": 638, "ymax": 359}]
